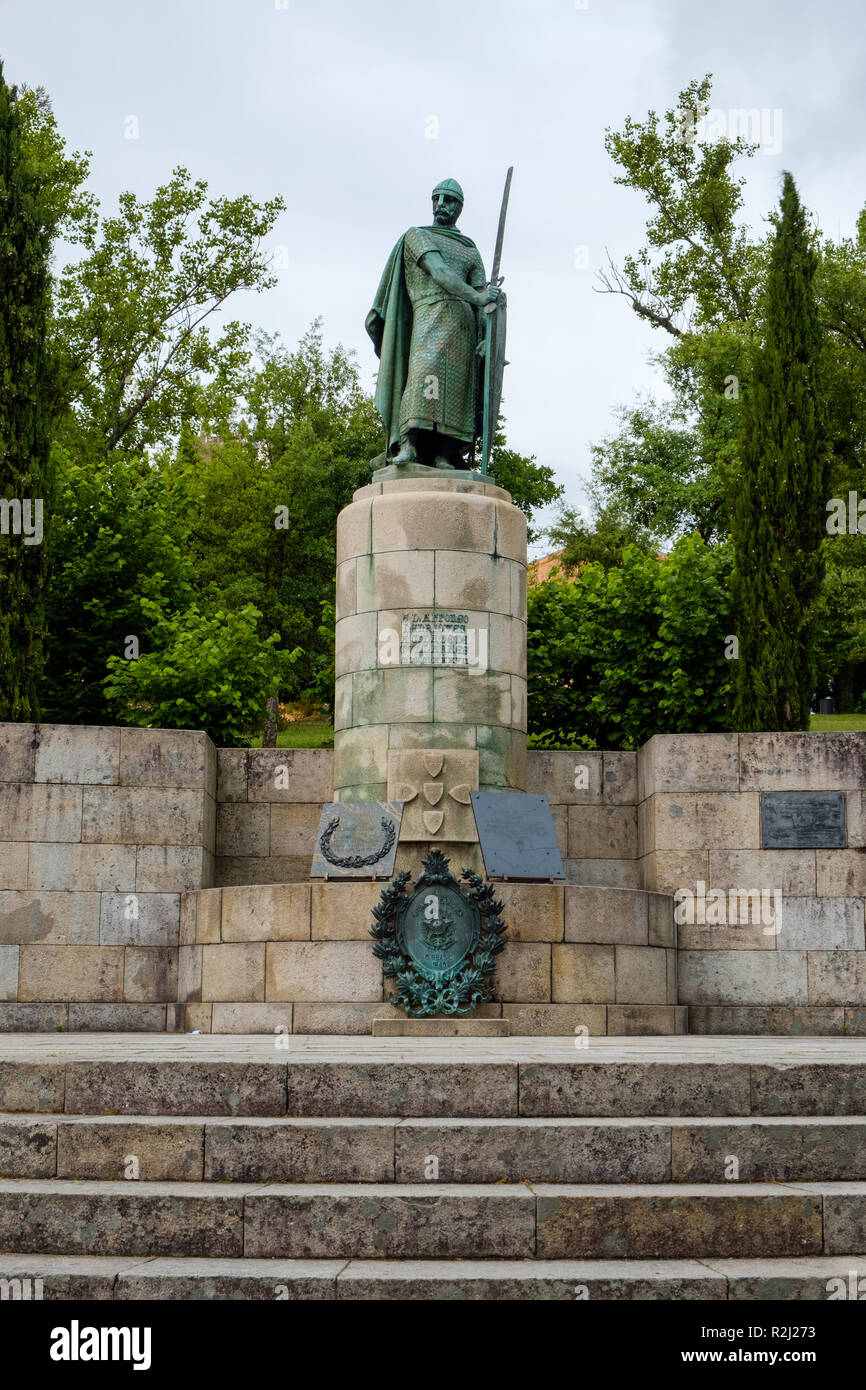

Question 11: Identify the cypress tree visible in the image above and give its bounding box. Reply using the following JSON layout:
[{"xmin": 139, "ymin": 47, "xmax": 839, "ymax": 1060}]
[
  {"xmin": 731, "ymin": 172, "xmax": 828, "ymax": 730},
  {"xmin": 0, "ymin": 63, "xmax": 54, "ymax": 720}
]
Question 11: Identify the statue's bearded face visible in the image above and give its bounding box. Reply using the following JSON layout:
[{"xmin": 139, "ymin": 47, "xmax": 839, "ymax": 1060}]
[{"xmin": 432, "ymin": 192, "xmax": 462, "ymax": 227}]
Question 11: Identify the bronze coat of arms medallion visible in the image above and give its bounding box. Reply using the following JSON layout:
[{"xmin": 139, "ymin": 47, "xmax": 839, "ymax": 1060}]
[{"xmin": 370, "ymin": 850, "xmax": 507, "ymax": 1017}]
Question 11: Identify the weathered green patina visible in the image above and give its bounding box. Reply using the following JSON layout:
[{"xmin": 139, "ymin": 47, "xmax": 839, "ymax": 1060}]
[
  {"xmin": 366, "ymin": 180, "xmax": 504, "ymax": 469},
  {"xmin": 370, "ymin": 850, "xmax": 507, "ymax": 1016}
]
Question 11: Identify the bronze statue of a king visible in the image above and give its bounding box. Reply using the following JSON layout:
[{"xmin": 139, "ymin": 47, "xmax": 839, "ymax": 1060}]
[{"xmin": 366, "ymin": 178, "xmax": 503, "ymax": 471}]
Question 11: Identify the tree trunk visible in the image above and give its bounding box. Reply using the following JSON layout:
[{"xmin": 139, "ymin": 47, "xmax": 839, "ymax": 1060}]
[{"xmin": 262, "ymin": 696, "xmax": 279, "ymax": 747}]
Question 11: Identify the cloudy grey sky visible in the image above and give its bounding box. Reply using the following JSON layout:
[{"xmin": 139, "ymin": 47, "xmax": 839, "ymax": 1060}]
[{"xmin": 3, "ymin": 0, "xmax": 864, "ymax": 547}]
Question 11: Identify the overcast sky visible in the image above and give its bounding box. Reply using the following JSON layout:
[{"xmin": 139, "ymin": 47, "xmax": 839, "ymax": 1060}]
[{"xmin": 2, "ymin": 0, "xmax": 864, "ymax": 549}]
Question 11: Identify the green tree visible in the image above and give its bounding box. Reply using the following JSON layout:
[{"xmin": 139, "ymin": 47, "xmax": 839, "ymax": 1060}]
[
  {"xmin": 51, "ymin": 166, "xmax": 283, "ymax": 460},
  {"xmin": 13, "ymin": 89, "xmax": 291, "ymax": 728},
  {"xmin": 546, "ymin": 503, "xmax": 653, "ymax": 571},
  {"xmin": 584, "ymin": 402, "xmax": 707, "ymax": 546},
  {"xmin": 14, "ymin": 83, "xmax": 96, "ymax": 245},
  {"xmin": 731, "ymin": 173, "xmax": 829, "ymax": 730},
  {"xmin": 598, "ymin": 74, "xmax": 765, "ymax": 337},
  {"xmin": 0, "ymin": 63, "xmax": 55, "ymax": 718},
  {"xmin": 591, "ymin": 74, "xmax": 866, "ymax": 709},
  {"xmin": 816, "ymin": 208, "xmax": 866, "ymax": 480},
  {"xmin": 592, "ymin": 74, "xmax": 768, "ymax": 550},
  {"xmin": 186, "ymin": 324, "xmax": 382, "ymax": 709},
  {"xmin": 527, "ymin": 536, "xmax": 733, "ymax": 749},
  {"xmin": 15, "ymin": 91, "xmax": 282, "ymax": 461},
  {"xmin": 40, "ymin": 449, "xmax": 196, "ymax": 724},
  {"xmin": 814, "ymin": 555, "xmax": 866, "ymax": 711},
  {"xmin": 103, "ymin": 598, "xmax": 301, "ymax": 747}
]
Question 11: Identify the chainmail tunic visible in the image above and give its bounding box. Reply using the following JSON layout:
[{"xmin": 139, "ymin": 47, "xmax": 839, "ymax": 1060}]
[{"xmin": 399, "ymin": 226, "xmax": 486, "ymax": 444}]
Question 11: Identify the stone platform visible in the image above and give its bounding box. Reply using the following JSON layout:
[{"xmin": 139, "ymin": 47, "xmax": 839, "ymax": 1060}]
[
  {"xmin": 2, "ymin": 722, "xmax": 865, "ymax": 1038},
  {"xmin": 1, "ymin": 1029, "xmax": 864, "ymax": 1063},
  {"xmin": 0, "ymin": 1034, "xmax": 865, "ymax": 1300}
]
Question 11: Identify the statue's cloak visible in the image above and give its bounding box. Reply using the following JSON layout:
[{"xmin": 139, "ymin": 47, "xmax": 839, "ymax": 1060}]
[{"xmin": 366, "ymin": 225, "xmax": 480, "ymax": 455}]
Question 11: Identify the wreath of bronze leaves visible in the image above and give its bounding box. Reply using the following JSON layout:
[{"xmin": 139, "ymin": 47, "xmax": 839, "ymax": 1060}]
[
  {"xmin": 319, "ymin": 815, "xmax": 396, "ymax": 870},
  {"xmin": 369, "ymin": 849, "xmax": 507, "ymax": 1017}
]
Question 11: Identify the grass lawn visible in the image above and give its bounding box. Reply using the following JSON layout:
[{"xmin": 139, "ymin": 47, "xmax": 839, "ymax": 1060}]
[
  {"xmin": 249, "ymin": 722, "xmax": 334, "ymax": 749},
  {"xmin": 248, "ymin": 713, "xmax": 864, "ymax": 750},
  {"xmin": 809, "ymin": 712, "xmax": 866, "ymax": 731}
]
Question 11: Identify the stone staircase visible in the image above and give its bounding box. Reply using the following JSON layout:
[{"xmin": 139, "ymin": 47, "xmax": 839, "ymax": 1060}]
[{"xmin": 0, "ymin": 1035, "xmax": 865, "ymax": 1300}]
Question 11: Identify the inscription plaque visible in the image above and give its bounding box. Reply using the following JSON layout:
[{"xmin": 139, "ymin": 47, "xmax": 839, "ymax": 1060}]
[
  {"xmin": 400, "ymin": 611, "xmax": 471, "ymax": 667},
  {"xmin": 471, "ymin": 792, "xmax": 566, "ymax": 880},
  {"xmin": 760, "ymin": 791, "xmax": 846, "ymax": 850},
  {"xmin": 311, "ymin": 801, "xmax": 403, "ymax": 878}
]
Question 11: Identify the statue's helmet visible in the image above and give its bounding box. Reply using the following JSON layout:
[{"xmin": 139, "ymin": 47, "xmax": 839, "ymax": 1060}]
[{"xmin": 432, "ymin": 177, "xmax": 464, "ymax": 204}]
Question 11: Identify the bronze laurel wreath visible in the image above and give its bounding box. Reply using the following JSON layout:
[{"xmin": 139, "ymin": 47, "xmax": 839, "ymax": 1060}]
[{"xmin": 320, "ymin": 815, "xmax": 396, "ymax": 870}]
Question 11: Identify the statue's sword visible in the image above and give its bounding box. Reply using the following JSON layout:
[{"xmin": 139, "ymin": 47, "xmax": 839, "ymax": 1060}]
[{"xmin": 481, "ymin": 166, "xmax": 513, "ymax": 476}]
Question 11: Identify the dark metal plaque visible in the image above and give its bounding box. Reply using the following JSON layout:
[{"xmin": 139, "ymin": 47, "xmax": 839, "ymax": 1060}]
[
  {"xmin": 471, "ymin": 792, "xmax": 566, "ymax": 880},
  {"xmin": 310, "ymin": 801, "xmax": 402, "ymax": 879},
  {"xmin": 760, "ymin": 792, "xmax": 846, "ymax": 850}
]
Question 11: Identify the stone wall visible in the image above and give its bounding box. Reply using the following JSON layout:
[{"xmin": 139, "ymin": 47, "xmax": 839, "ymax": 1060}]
[
  {"xmin": 0, "ymin": 724, "xmax": 215, "ymax": 1031},
  {"xmin": 177, "ymin": 879, "xmax": 680, "ymax": 1036},
  {"xmin": 215, "ymin": 748, "xmax": 332, "ymax": 886},
  {"xmin": 638, "ymin": 732, "xmax": 866, "ymax": 1034},
  {"xmin": 214, "ymin": 746, "xmax": 641, "ymax": 889},
  {"xmin": 2, "ymin": 722, "xmax": 864, "ymax": 1034},
  {"xmin": 527, "ymin": 749, "xmax": 638, "ymax": 887}
]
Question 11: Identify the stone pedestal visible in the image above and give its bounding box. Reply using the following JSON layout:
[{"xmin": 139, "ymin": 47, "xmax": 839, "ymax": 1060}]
[{"xmin": 333, "ymin": 471, "xmax": 528, "ymax": 825}]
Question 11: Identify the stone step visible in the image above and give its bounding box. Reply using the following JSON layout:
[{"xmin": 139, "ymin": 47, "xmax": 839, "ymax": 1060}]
[
  {"xmin": 1, "ymin": 1253, "xmax": 865, "ymax": 1300},
  {"xmin": 0, "ymin": 1179, "xmax": 863, "ymax": 1260},
  {"xmin": 371, "ymin": 1019, "xmax": 511, "ymax": 1037},
  {"xmin": 4, "ymin": 1114, "xmax": 866, "ymax": 1184},
  {"xmin": 3, "ymin": 1033, "xmax": 866, "ymax": 1117}
]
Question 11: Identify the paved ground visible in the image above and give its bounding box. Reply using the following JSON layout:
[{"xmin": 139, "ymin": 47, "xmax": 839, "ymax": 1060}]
[{"xmin": 1, "ymin": 1033, "xmax": 865, "ymax": 1063}]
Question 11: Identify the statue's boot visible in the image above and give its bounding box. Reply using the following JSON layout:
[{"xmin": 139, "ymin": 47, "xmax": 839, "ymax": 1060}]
[
  {"xmin": 433, "ymin": 455, "xmax": 457, "ymax": 470},
  {"xmin": 392, "ymin": 436, "xmax": 418, "ymax": 466}
]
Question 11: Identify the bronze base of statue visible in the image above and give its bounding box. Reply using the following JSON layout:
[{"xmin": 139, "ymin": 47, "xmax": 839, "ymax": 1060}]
[
  {"xmin": 371, "ymin": 460, "xmax": 493, "ymax": 485},
  {"xmin": 386, "ymin": 427, "xmax": 474, "ymax": 471}
]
